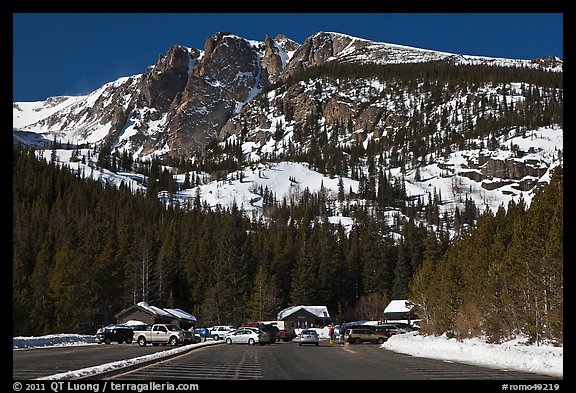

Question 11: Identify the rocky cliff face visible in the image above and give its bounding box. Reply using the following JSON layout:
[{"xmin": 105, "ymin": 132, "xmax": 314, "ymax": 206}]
[
  {"xmin": 13, "ymin": 31, "xmax": 561, "ymax": 161},
  {"xmin": 280, "ymin": 32, "xmax": 363, "ymax": 79},
  {"xmin": 161, "ymin": 33, "xmax": 266, "ymax": 156},
  {"xmin": 140, "ymin": 45, "xmax": 197, "ymax": 111},
  {"xmin": 261, "ymin": 34, "xmax": 300, "ymax": 83},
  {"xmin": 261, "ymin": 35, "xmax": 285, "ymax": 83},
  {"xmin": 14, "ymin": 32, "xmax": 297, "ymax": 158}
]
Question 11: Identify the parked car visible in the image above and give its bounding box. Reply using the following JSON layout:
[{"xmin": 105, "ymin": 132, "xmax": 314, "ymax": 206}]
[
  {"xmin": 360, "ymin": 324, "xmax": 395, "ymax": 338},
  {"xmin": 374, "ymin": 323, "xmax": 404, "ymax": 335},
  {"xmin": 389, "ymin": 322, "xmax": 418, "ymax": 332},
  {"xmin": 298, "ymin": 329, "xmax": 319, "ymax": 346},
  {"xmin": 257, "ymin": 320, "xmax": 297, "ymax": 342},
  {"xmin": 195, "ymin": 327, "xmax": 210, "ymax": 341},
  {"xmin": 243, "ymin": 323, "xmax": 282, "ymax": 343},
  {"xmin": 178, "ymin": 327, "xmax": 196, "ymax": 344},
  {"xmin": 224, "ymin": 328, "xmax": 270, "ymax": 345},
  {"xmin": 345, "ymin": 328, "xmax": 389, "ymax": 344},
  {"xmin": 258, "ymin": 324, "xmax": 280, "ymax": 343},
  {"xmin": 133, "ymin": 324, "xmax": 193, "ymax": 347},
  {"xmin": 241, "ymin": 327, "xmax": 273, "ymax": 344},
  {"xmin": 210, "ymin": 325, "xmax": 237, "ymax": 341},
  {"xmin": 95, "ymin": 325, "xmax": 134, "ymax": 344}
]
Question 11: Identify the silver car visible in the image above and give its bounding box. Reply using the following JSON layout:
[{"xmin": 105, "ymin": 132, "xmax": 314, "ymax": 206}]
[
  {"xmin": 224, "ymin": 328, "xmax": 270, "ymax": 345},
  {"xmin": 298, "ymin": 329, "xmax": 319, "ymax": 346}
]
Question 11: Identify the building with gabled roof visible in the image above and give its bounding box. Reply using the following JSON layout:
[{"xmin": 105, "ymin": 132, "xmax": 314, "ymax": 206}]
[
  {"xmin": 115, "ymin": 302, "xmax": 197, "ymax": 330},
  {"xmin": 383, "ymin": 299, "xmax": 418, "ymax": 324},
  {"xmin": 277, "ymin": 305, "xmax": 330, "ymax": 329}
]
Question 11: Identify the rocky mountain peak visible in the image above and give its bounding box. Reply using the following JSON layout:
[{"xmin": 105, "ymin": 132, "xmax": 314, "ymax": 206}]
[
  {"xmin": 13, "ymin": 30, "xmax": 562, "ymax": 161},
  {"xmin": 139, "ymin": 44, "xmax": 197, "ymax": 111},
  {"xmin": 198, "ymin": 32, "xmax": 261, "ymax": 100},
  {"xmin": 261, "ymin": 35, "xmax": 284, "ymax": 83},
  {"xmin": 281, "ymin": 31, "xmax": 331, "ymax": 78},
  {"xmin": 273, "ymin": 34, "xmax": 300, "ymax": 56},
  {"xmin": 530, "ymin": 55, "xmax": 563, "ymax": 70},
  {"xmin": 280, "ymin": 31, "xmax": 363, "ymax": 80},
  {"xmin": 159, "ymin": 32, "xmax": 268, "ymax": 155}
]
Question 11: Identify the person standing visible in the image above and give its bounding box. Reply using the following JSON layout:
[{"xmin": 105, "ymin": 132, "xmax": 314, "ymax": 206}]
[{"xmin": 329, "ymin": 325, "xmax": 334, "ymax": 344}]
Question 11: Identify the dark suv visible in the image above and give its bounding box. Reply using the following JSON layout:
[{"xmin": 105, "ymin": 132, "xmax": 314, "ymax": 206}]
[
  {"xmin": 95, "ymin": 325, "xmax": 134, "ymax": 344},
  {"xmin": 258, "ymin": 324, "xmax": 280, "ymax": 343},
  {"xmin": 242, "ymin": 323, "xmax": 281, "ymax": 343},
  {"xmin": 360, "ymin": 324, "xmax": 395, "ymax": 337}
]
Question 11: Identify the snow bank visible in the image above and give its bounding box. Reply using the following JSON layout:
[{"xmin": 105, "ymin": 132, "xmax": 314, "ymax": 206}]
[
  {"xmin": 13, "ymin": 331, "xmax": 562, "ymax": 379},
  {"xmin": 13, "ymin": 334, "xmax": 97, "ymax": 349},
  {"xmin": 36, "ymin": 341, "xmax": 220, "ymax": 380},
  {"xmin": 383, "ymin": 331, "xmax": 563, "ymax": 378}
]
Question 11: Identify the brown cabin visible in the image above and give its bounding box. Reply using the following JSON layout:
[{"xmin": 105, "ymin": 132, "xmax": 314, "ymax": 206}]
[
  {"xmin": 115, "ymin": 302, "xmax": 197, "ymax": 330},
  {"xmin": 277, "ymin": 305, "xmax": 330, "ymax": 329}
]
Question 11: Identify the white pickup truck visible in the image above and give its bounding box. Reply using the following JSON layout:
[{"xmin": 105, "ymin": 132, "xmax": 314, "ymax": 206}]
[{"xmin": 133, "ymin": 324, "xmax": 194, "ymax": 347}]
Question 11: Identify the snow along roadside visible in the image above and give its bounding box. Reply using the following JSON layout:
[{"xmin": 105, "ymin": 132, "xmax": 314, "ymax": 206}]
[
  {"xmin": 382, "ymin": 331, "xmax": 563, "ymax": 378},
  {"xmin": 35, "ymin": 341, "xmax": 222, "ymax": 380}
]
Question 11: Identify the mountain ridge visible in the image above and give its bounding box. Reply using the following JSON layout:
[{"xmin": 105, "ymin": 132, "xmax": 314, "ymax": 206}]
[
  {"xmin": 13, "ymin": 29, "xmax": 563, "ymax": 228},
  {"xmin": 13, "ymin": 30, "xmax": 562, "ymax": 160}
]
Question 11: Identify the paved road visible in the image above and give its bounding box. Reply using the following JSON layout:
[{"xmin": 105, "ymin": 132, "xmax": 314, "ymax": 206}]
[
  {"xmin": 112, "ymin": 340, "xmax": 558, "ymax": 380},
  {"xmin": 13, "ymin": 339, "xmax": 560, "ymax": 381},
  {"xmin": 12, "ymin": 343, "xmax": 183, "ymax": 380}
]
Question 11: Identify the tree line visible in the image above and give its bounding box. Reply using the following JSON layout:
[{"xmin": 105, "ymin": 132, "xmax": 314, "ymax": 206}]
[
  {"xmin": 13, "ymin": 144, "xmax": 437, "ymax": 335},
  {"xmin": 13, "ymin": 144, "xmax": 562, "ymax": 345},
  {"xmin": 410, "ymin": 166, "xmax": 563, "ymax": 345}
]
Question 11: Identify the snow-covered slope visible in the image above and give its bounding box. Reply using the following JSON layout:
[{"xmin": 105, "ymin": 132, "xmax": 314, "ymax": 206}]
[
  {"xmin": 21, "ymin": 123, "xmax": 562, "ymax": 238},
  {"xmin": 13, "ymin": 76, "xmax": 142, "ymax": 144},
  {"xmin": 13, "ymin": 30, "xmax": 562, "ymax": 236},
  {"xmin": 171, "ymin": 161, "xmax": 359, "ymax": 228},
  {"xmin": 178, "ymin": 126, "xmax": 563, "ymax": 231}
]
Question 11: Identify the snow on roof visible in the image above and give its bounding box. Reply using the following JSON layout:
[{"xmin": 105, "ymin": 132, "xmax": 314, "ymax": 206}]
[
  {"xmin": 164, "ymin": 308, "xmax": 197, "ymax": 322},
  {"xmin": 277, "ymin": 305, "xmax": 330, "ymax": 320},
  {"xmin": 135, "ymin": 302, "xmax": 196, "ymax": 321},
  {"xmin": 384, "ymin": 300, "xmax": 413, "ymax": 313},
  {"xmin": 136, "ymin": 302, "xmax": 174, "ymax": 319},
  {"xmin": 123, "ymin": 320, "xmax": 148, "ymax": 326}
]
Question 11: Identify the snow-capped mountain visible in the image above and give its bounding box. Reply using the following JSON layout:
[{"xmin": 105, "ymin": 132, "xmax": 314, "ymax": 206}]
[
  {"xmin": 13, "ymin": 32, "xmax": 299, "ymax": 159},
  {"xmin": 13, "ymin": 30, "xmax": 563, "ymax": 234},
  {"xmin": 280, "ymin": 32, "xmax": 562, "ymax": 79},
  {"xmin": 13, "ymin": 31, "xmax": 561, "ymax": 160}
]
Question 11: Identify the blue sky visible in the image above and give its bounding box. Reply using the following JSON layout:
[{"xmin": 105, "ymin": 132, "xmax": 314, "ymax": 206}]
[{"xmin": 13, "ymin": 13, "xmax": 563, "ymax": 102}]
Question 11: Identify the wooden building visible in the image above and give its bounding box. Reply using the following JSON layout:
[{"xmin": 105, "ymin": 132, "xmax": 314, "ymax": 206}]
[
  {"xmin": 115, "ymin": 302, "xmax": 197, "ymax": 330},
  {"xmin": 277, "ymin": 305, "xmax": 330, "ymax": 329},
  {"xmin": 383, "ymin": 299, "xmax": 418, "ymax": 324}
]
